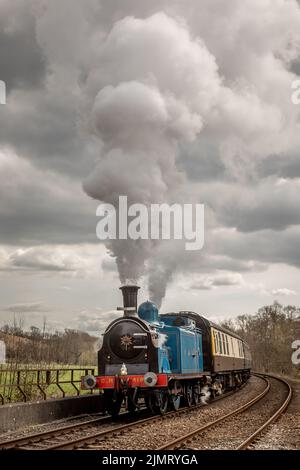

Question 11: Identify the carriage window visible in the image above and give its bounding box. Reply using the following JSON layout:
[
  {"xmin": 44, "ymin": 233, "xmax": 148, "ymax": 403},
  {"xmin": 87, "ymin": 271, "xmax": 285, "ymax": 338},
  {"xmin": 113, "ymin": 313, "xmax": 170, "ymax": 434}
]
[
  {"xmin": 234, "ymin": 338, "xmax": 238, "ymax": 357},
  {"xmin": 222, "ymin": 333, "xmax": 226, "ymax": 355},
  {"xmin": 221, "ymin": 334, "xmax": 225, "ymax": 355},
  {"xmin": 215, "ymin": 332, "xmax": 219, "ymax": 354},
  {"xmin": 225, "ymin": 335, "xmax": 229, "ymax": 355},
  {"xmin": 218, "ymin": 332, "xmax": 223, "ymax": 354}
]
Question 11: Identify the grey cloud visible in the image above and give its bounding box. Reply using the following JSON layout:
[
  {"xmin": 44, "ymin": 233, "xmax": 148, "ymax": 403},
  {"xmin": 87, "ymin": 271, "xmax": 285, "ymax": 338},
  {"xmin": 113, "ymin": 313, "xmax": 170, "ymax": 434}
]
[
  {"xmin": 102, "ymin": 257, "xmax": 117, "ymax": 273},
  {"xmin": 215, "ymin": 226, "xmax": 300, "ymax": 269},
  {"xmin": 0, "ymin": 88, "xmax": 99, "ymax": 178},
  {"xmin": 291, "ymin": 59, "xmax": 300, "ymax": 75},
  {"xmin": 0, "ymin": 1, "xmax": 46, "ymax": 92},
  {"xmin": 9, "ymin": 249, "xmax": 75, "ymax": 272},
  {"xmin": 271, "ymin": 288, "xmax": 297, "ymax": 296},
  {"xmin": 0, "ymin": 150, "xmax": 98, "ymax": 246},
  {"xmin": 0, "ymin": 0, "xmax": 300, "ymax": 316},
  {"xmin": 218, "ymin": 178, "xmax": 300, "ymax": 232},
  {"xmin": 191, "ymin": 272, "xmax": 244, "ymax": 291},
  {"xmin": 75, "ymin": 310, "xmax": 119, "ymax": 334},
  {"xmin": 177, "ymin": 135, "xmax": 226, "ymax": 182},
  {"xmin": 211, "ymin": 273, "xmax": 243, "ymax": 287},
  {"xmin": 259, "ymin": 154, "xmax": 300, "ymax": 180},
  {"xmin": 4, "ymin": 301, "xmax": 47, "ymax": 313}
]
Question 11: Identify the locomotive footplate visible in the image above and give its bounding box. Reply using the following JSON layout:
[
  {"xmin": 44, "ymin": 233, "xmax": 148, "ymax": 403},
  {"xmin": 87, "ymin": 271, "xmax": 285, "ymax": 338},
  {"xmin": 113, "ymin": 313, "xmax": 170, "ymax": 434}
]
[{"xmin": 94, "ymin": 374, "xmax": 168, "ymax": 389}]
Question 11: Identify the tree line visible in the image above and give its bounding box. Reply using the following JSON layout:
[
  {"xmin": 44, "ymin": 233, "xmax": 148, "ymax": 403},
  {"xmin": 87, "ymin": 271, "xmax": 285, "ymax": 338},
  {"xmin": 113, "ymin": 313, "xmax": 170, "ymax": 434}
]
[
  {"xmin": 0, "ymin": 321, "xmax": 98, "ymax": 366},
  {"xmin": 221, "ymin": 301, "xmax": 300, "ymax": 376}
]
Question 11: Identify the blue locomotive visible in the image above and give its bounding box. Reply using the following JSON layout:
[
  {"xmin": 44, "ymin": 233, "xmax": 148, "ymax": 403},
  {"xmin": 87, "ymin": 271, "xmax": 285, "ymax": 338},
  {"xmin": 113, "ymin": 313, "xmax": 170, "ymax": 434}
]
[{"xmin": 82, "ymin": 286, "xmax": 251, "ymax": 415}]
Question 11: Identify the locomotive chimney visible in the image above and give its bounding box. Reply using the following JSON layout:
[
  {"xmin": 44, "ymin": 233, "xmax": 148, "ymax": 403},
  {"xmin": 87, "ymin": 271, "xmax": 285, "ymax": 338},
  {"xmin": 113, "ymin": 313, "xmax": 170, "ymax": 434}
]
[{"xmin": 119, "ymin": 285, "xmax": 140, "ymax": 317}]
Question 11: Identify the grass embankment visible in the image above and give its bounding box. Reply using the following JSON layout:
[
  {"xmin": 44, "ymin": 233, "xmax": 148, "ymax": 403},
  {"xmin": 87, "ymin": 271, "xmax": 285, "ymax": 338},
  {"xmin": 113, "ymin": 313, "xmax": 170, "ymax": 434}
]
[{"xmin": 0, "ymin": 364, "xmax": 98, "ymax": 404}]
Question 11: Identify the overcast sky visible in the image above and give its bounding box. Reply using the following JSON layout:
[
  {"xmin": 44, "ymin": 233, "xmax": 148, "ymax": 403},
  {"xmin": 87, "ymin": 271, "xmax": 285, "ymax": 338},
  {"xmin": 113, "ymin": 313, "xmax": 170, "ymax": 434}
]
[{"xmin": 0, "ymin": 0, "xmax": 300, "ymax": 335}]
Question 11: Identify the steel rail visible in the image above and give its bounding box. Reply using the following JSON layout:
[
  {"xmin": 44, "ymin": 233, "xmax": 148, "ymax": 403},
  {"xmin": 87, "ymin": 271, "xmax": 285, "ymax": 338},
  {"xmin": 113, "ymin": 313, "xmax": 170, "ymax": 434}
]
[
  {"xmin": 0, "ymin": 379, "xmax": 250, "ymax": 450},
  {"xmin": 0, "ymin": 414, "xmax": 113, "ymax": 450},
  {"xmin": 236, "ymin": 373, "xmax": 292, "ymax": 450},
  {"xmin": 30, "ymin": 384, "xmax": 247, "ymax": 450},
  {"xmin": 157, "ymin": 375, "xmax": 270, "ymax": 450}
]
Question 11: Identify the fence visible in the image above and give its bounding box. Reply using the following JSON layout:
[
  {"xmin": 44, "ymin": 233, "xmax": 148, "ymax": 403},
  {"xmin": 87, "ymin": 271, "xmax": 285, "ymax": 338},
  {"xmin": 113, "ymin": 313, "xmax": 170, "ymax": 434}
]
[{"xmin": 0, "ymin": 367, "xmax": 97, "ymax": 405}]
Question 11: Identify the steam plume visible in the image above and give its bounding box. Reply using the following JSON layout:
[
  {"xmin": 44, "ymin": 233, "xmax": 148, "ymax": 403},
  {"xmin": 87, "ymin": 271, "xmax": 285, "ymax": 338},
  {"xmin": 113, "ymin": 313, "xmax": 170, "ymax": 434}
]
[{"xmin": 82, "ymin": 13, "xmax": 220, "ymax": 302}]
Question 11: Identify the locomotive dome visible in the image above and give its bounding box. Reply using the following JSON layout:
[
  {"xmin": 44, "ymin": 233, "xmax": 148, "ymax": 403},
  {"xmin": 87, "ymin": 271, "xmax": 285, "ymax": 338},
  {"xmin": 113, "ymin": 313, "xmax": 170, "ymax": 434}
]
[{"xmin": 138, "ymin": 301, "xmax": 159, "ymax": 323}]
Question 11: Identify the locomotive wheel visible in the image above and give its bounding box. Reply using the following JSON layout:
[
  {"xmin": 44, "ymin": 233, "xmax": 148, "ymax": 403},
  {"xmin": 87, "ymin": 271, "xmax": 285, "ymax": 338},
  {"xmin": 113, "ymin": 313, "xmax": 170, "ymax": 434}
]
[
  {"xmin": 157, "ymin": 391, "xmax": 169, "ymax": 414},
  {"xmin": 145, "ymin": 391, "xmax": 168, "ymax": 414},
  {"xmin": 170, "ymin": 395, "xmax": 181, "ymax": 411},
  {"xmin": 185, "ymin": 385, "xmax": 193, "ymax": 407}
]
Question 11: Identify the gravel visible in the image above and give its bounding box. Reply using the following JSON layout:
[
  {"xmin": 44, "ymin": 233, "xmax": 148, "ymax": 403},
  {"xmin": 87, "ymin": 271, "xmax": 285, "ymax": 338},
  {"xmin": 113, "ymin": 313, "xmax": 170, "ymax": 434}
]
[
  {"xmin": 179, "ymin": 376, "xmax": 290, "ymax": 450},
  {"xmin": 252, "ymin": 377, "xmax": 300, "ymax": 450},
  {"xmin": 82, "ymin": 376, "xmax": 266, "ymax": 450},
  {"xmin": 4, "ymin": 374, "xmax": 295, "ymax": 451},
  {"xmin": 0, "ymin": 413, "xmax": 101, "ymax": 443}
]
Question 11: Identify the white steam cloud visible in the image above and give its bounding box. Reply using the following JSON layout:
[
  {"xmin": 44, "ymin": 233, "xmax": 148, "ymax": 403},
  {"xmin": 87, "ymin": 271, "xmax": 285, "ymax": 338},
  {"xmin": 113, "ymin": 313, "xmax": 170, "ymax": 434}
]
[
  {"xmin": 78, "ymin": 6, "xmax": 300, "ymax": 307},
  {"xmin": 82, "ymin": 12, "xmax": 220, "ymax": 301}
]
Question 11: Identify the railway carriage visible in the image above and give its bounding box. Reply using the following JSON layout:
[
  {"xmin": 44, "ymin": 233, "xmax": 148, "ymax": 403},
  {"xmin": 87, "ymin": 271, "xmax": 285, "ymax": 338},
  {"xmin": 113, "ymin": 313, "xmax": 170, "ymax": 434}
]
[{"xmin": 82, "ymin": 286, "xmax": 251, "ymax": 415}]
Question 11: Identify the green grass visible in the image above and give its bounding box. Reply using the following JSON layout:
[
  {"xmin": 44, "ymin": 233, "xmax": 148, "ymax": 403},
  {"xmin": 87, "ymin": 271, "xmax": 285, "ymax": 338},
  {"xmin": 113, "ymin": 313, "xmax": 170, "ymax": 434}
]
[{"xmin": 0, "ymin": 364, "xmax": 98, "ymax": 404}]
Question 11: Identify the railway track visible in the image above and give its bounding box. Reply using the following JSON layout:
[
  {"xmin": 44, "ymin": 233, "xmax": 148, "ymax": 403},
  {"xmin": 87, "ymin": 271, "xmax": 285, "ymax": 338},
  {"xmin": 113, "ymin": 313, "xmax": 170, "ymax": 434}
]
[
  {"xmin": 0, "ymin": 410, "xmax": 155, "ymax": 450},
  {"xmin": 0, "ymin": 412, "xmax": 139, "ymax": 450},
  {"xmin": 236, "ymin": 374, "xmax": 292, "ymax": 450},
  {"xmin": 158, "ymin": 373, "xmax": 292, "ymax": 450},
  {"xmin": 0, "ymin": 383, "xmax": 246, "ymax": 450},
  {"xmin": 1, "ymin": 374, "xmax": 290, "ymax": 451}
]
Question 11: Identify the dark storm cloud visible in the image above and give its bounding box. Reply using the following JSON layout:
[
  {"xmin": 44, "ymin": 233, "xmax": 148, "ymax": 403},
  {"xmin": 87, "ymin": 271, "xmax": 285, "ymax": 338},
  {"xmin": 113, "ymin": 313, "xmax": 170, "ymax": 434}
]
[
  {"xmin": 291, "ymin": 59, "xmax": 300, "ymax": 75},
  {"xmin": 0, "ymin": 2, "xmax": 46, "ymax": 92},
  {"xmin": 0, "ymin": 151, "xmax": 98, "ymax": 246},
  {"xmin": 0, "ymin": 1, "xmax": 99, "ymax": 179},
  {"xmin": 216, "ymin": 178, "xmax": 300, "ymax": 232},
  {"xmin": 0, "ymin": 86, "xmax": 99, "ymax": 178},
  {"xmin": 0, "ymin": 201, "xmax": 96, "ymax": 246},
  {"xmin": 0, "ymin": 0, "xmax": 299, "ymax": 307},
  {"xmin": 259, "ymin": 154, "xmax": 300, "ymax": 180},
  {"xmin": 215, "ymin": 227, "xmax": 300, "ymax": 269},
  {"xmin": 177, "ymin": 136, "xmax": 226, "ymax": 182}
]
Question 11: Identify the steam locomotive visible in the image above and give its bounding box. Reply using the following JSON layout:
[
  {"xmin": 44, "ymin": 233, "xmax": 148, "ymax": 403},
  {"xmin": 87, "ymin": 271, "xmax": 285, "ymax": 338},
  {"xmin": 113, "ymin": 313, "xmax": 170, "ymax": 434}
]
[{"xmin": 82, "ymin": 286, "xmax": 251, "ymax": 415}]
